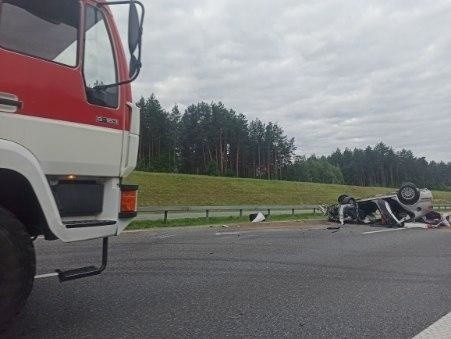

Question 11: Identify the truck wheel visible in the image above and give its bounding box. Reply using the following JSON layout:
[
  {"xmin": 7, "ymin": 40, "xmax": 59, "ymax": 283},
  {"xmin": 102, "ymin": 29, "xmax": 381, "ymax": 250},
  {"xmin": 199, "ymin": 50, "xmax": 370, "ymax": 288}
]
[
  {"xmin": 397, "ymin": 183, "xmax": 420, "ymax": 205},
  {"xmin": 0, "ymin": 207, "xmax": 36, "ymax": 331}
]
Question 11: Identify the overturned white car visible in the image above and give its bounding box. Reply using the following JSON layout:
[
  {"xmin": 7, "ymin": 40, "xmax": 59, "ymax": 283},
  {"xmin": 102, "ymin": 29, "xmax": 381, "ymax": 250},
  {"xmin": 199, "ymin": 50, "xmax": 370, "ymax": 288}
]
[{"xmin": 321, "ymin": 183, "xmax": 441, "ymax": 227}]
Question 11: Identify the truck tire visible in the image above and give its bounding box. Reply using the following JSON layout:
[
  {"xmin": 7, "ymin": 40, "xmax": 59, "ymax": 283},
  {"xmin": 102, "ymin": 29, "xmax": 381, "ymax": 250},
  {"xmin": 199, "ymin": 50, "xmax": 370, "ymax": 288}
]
[
  {"xmin": 0, "ymin": 207, "xmax": 36, "ymax": 331},
  {"xmin": 397, "ymin": 183, "xmax": 420, "ymax": 205}
]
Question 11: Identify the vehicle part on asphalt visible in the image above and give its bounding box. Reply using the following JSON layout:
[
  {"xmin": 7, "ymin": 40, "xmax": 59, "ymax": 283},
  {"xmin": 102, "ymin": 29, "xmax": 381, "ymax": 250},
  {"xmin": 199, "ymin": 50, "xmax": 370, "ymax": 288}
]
[
  {"xmin": 250, "ymin": 212, "xmax": 266, "ymax": 223},
  {"xmin": 422, "ymin": 211, "xmax": 451, "ymax": 228},
  {"xmin": 320, "ymin": 183, "xmax": 442, "ymax": 227}
]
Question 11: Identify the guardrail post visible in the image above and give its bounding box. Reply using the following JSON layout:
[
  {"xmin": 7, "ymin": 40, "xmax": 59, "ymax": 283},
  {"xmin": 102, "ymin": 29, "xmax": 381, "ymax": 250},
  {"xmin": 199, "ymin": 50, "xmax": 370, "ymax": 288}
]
[
  {"xmin": 164, "ymin": 210, "xmax": 168, "ymax": 224},
  {"xmin": 239, "ymin": 209, "xmax": 243, "ymax": 218},
  {"xmin": 292, "ymin": 208, "xmax": 295, "ymax": 216},
  {"xmin": 313, "ymin": 208, "xmax": 316, "ymax": 215},
  {"xmin": 267, "ymin": 208, "xmax": 271, "ymax": 216},
  {"xmin": 206, "ymin": 209, "xmax": 210, "ymax": 222}
]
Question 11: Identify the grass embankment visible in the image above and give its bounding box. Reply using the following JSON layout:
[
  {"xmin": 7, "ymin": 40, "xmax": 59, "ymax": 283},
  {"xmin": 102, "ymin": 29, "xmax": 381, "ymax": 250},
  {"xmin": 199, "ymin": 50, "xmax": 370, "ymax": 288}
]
[
  {"xmin": 127, "ymin": 171, "xmax": 451, "ymax": 206},
  {"xmin": 127, "ymin": 213, "xmax": 320, "ymax": 230}
]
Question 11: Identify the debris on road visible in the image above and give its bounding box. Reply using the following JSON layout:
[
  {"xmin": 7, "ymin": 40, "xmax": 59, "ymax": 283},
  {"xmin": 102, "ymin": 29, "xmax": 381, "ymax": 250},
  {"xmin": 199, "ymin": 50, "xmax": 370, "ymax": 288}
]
[
  {"xmin": 320, "ymin": 183, "xmax": 450, "ymax": 229},
  {"xmin": 250, "ymin": 212, "xmax": 266, "ymax": 223},
  {"xmin": 326, "ymin": 225, "xmax": 341, "ymax": 233}
]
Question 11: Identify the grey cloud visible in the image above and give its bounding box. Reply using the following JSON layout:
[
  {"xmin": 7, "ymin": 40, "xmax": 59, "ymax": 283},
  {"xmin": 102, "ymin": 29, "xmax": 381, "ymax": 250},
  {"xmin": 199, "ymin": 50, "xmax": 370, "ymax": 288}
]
[{"xmin": 114, "ymin": 0, "xmax": 451, "ymax": 161}]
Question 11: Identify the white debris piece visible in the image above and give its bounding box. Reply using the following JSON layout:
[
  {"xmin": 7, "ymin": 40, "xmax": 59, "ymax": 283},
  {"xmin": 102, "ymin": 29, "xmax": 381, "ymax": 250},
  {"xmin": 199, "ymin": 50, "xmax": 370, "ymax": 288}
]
[
  {"xmin": 404, "ymin": 222, "xmax": 428, "ymax": 229},
  {"xmin": 251, "ymin": 212, "xmax": 266, "ymax": 223}
]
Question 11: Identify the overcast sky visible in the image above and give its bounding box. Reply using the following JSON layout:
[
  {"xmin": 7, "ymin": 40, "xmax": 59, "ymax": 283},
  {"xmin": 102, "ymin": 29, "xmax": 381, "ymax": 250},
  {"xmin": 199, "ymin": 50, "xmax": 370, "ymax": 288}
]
[{"xmin": 115, "ymin": 0, "xmax": 451, "ymax": 162}]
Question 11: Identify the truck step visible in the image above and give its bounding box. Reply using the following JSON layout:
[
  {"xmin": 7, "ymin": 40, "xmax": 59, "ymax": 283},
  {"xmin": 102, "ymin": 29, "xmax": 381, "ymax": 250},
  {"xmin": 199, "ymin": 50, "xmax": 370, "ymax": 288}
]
[
  {"xmin": 56, "ymin": 266, "xmax": 101, "ymax": 282},
  {"xmin": 63, "ymin": 219, "xmax": 116, "ymax": 229},
  {"xmin": 56, "ymin": 238, "xmax": 109, "ymax": 282}
]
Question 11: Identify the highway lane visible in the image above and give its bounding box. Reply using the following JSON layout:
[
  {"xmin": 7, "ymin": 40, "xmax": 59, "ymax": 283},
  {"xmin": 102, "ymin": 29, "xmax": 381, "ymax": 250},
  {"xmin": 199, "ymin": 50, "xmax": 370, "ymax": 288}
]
[{"xmin": 4, "ymin": 223, "xmax": 451, "ymax": 338}]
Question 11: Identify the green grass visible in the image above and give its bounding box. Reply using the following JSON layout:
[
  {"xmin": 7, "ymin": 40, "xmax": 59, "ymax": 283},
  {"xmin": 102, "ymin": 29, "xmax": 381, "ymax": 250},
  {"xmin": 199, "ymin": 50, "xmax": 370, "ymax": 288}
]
[
  {"xmin": 126, "ymin": 171, "xmax": 451, "ymax": 206},
  {"xmin": 127, "ymin": 213, "xmax": 321, "ymax": 230}
]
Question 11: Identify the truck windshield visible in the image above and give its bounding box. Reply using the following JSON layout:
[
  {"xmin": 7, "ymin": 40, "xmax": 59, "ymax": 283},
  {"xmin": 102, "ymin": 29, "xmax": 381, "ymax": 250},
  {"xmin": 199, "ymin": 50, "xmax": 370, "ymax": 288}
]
[{"xmin": 0, "ymin": 0, "xmax": 79, "ymax": 67}]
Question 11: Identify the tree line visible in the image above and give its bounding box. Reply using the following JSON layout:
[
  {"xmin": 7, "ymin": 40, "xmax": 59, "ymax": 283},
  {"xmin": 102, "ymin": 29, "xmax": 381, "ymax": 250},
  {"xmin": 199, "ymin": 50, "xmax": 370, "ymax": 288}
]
[
  {"xmin": 136, "ymin": 94, "xmax": 451, "ymax": 190},
  {"xmin": 137, "ymin": 95, "xmax": 296, "ymax": 180},
  {"xmin": 327, "ymin": 144, "xmax": 451, "ymax": 189}
]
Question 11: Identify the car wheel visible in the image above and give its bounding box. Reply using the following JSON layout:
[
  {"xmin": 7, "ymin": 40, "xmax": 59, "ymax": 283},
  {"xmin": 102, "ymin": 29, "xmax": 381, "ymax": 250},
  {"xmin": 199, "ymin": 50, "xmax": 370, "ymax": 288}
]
[
  {"xmin": 397, "ymin": 183, "xmax": 420, "ymax": 205},
  {"xmin": 338, "ymin": 195, "xmax": 348, "ymax": 204},
  {"xmin": 342, "ymin": 196, "xmax": 356, "ymax": 206},
  {"xmin": 0, "ymin": 207, "xmax": 36, "ymax": 331},
  {"xmin": 347, "ymin": 198, "xmax": 357, "ymax": 206}
]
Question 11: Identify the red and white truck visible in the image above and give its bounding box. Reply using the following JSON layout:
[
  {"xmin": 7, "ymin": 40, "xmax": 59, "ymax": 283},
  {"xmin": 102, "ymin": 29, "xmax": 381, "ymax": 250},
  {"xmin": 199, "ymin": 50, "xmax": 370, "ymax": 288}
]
[{"xmin": 0, "ymin": 0, "xmax": 144, "ymax": 327}]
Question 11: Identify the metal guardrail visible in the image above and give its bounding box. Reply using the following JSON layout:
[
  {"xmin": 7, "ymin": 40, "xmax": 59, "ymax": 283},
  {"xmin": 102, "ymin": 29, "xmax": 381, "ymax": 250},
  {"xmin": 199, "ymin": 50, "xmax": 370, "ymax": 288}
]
[
  {"xmin": 137, "ymin": 204, "xmax": 451, "ymax": 223},
  {"xmin": 434, "ymin": 205, "xmax": 451, "ymax": 211},
  {"xmin": 138, "ymin": 205, "xmax": 322, "ymax": 223}
]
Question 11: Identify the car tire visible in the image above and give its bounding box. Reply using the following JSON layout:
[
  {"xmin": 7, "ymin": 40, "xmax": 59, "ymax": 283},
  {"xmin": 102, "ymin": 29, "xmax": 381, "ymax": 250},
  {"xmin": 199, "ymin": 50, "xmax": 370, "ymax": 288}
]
[
  {"xmin": 397, "ymin": 183, "xmax": 420, "ymax": 205},
  {"xmin": 338, "ymin": 194, "xmax": 348, "ymax": 204},
  {"xmin": 342, "ymin": 196, "xmax": 356, "ymax": 206},
  {"xmin": 0, "ymin": 207, "xmax": 36, "ymax": 331},
  {"xmin": 348, "ymin": 198, "xmax": 357, "ymax": 206}
]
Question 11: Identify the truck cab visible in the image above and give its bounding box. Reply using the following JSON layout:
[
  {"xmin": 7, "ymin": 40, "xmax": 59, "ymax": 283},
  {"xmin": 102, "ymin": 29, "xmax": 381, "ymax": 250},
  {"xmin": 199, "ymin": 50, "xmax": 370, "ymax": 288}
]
[{"xmin": 0, "ymin": 0, "xmax": 144, "ymax": 328}]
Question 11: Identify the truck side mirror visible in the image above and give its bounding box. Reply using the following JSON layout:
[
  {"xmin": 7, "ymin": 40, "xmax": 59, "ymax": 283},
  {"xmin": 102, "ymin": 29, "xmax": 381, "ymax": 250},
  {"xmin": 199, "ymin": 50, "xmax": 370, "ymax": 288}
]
[
  {"xmin": 128, "ymin": 1, "xmax": 144, "ymax": 79},
  {"xmin": 97, "ymin": 0, "xmax": 145, "ymax": 88}
]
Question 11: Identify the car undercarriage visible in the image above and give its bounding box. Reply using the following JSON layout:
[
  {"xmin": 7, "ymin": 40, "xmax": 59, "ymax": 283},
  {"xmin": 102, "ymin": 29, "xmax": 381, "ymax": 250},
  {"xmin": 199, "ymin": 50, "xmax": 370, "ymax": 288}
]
[{"xmin": 321, "ymin": 183, "xmax": 451, "ymax": 228}]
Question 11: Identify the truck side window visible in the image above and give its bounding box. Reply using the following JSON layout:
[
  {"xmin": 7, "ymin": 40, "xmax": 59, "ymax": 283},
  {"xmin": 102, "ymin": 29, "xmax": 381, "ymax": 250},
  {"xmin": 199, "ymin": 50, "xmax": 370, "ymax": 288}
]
[
  {"xmin": 83, "ymin": 5, "xmax": 118, "ymax": 108},
  {"xmin": 0, "ymin": 0, "xmax": 79, "ymax": 67}
]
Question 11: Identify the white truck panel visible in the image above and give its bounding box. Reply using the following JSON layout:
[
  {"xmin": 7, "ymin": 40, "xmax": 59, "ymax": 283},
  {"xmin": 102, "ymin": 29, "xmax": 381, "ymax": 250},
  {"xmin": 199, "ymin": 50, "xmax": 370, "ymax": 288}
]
[
  {"xmin": 0, "ymin": 139, "xmax": 120, "ymax": 242},
  {"xmin": 0, "ymin": 112, "xmax": 123, "ymax": 177}
]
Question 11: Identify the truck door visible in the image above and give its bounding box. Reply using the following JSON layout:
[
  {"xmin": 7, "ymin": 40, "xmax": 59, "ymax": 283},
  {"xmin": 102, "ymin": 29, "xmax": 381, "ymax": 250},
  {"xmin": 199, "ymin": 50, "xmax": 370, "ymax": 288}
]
[{"xmin": 0, "ymin": 0, "xmax": 126, "ymax": 177}]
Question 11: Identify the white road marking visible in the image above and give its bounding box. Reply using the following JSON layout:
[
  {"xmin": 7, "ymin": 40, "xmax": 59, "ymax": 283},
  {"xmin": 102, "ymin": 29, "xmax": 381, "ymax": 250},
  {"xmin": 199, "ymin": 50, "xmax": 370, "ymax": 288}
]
[
  {"xmin": 124, "ymin": 229, "xmax": 157, "ymax": 234},
  {"xmin": 124, "ymin": 229, "xmax": 176, "ymax": 239},
  {"xmin": 414, "ymin": 312, "xmax": 451, "ymax": 338},
  {"xmin": 35, "ymin": 273, "xmax": 58, "ymax": 279},
  {"xmin": 362, "ymin": 228, "xmax": 407, "ymax": 235},
  {"xmin": 215, "ymin": 232, "xmax": 240, "ymax": 236},
  {"xmin": 158, "ymin": 235, "xmax": 175, "ymax": 239}
]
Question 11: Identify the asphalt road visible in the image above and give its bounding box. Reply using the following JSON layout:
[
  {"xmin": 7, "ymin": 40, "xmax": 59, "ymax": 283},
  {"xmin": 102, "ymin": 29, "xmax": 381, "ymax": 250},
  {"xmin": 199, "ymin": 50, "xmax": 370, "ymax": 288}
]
[{"xmin": 4, "ymin": 222, "xmax": 451, "ymax": 338}]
